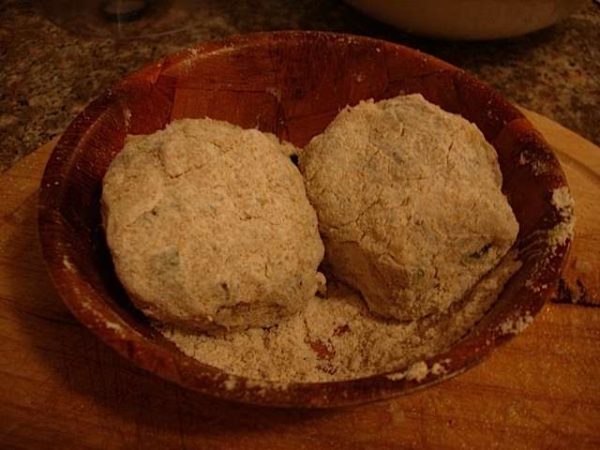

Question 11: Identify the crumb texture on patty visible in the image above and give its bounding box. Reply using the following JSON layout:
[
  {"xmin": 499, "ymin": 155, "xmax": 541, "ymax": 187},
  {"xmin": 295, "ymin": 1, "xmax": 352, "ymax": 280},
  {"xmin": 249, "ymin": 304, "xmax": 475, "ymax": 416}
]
[
  {"xmin": 300, "ymin": 94, "xmax": 519, "ymax": 321},
  {"xmin": 102, "ymin": 118, "xmax": 324, "ymax": 331}
]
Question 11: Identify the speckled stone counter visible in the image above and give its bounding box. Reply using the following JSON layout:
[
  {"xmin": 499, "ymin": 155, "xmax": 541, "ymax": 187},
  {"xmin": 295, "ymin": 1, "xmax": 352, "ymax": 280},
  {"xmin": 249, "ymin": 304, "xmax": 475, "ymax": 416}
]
[{"xmin": 0, "ymin": 0, "xmax": 598, "ymax": 171}]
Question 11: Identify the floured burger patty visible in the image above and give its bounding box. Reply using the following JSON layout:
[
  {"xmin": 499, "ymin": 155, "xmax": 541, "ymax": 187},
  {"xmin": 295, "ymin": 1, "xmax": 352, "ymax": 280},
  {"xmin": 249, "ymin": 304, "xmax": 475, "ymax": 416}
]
[
  {"xmin": 102, "ymin": 118, "xmax": 325, "ymax": 331},
  {"xmin": 300, "ymin": 94, "xmax": 518, "ymax": 321}
]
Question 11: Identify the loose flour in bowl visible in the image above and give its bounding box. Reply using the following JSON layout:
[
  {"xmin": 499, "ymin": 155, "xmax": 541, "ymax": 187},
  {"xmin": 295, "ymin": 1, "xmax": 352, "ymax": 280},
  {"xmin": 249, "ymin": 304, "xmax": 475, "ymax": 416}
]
[{"xmin": 160, "ymin": 252, "xmax": 521, "ymax": 383}]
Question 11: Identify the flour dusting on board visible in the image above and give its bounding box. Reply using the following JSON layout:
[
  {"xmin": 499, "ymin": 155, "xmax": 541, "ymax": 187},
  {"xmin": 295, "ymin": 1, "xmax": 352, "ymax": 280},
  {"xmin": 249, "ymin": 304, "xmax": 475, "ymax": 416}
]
[
  {"xmin": 499, "ymin": 313, "xmax": 534, "ymax": 335},
  {"xmin": 549, "ymin": 186, "xmax": 575, "ymax": 248}
]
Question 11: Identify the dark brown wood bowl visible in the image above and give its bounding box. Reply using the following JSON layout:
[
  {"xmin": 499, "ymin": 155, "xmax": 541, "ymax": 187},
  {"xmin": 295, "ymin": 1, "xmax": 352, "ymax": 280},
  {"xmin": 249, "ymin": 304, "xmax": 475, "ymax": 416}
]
[{"xmin": 38, "ymin": 31, "xmax": 572, "ymax": 408}]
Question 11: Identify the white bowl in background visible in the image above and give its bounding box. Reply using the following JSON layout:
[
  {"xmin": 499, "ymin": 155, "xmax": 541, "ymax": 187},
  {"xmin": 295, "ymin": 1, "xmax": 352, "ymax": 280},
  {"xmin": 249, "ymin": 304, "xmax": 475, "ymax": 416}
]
[{"xmin": 346, "ymin": 0, "xmax": 587, "ymax": 40}]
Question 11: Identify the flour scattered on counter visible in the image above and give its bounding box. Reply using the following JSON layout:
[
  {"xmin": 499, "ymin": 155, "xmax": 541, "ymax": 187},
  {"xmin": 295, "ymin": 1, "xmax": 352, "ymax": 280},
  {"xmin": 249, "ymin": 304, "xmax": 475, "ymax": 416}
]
[
  {"xmin": 431, "ymin": 362, "xmax": 448, "ymax": 376},
  {"xmin": 104, "ymin": 321, "xmax": 124, "ymax": 334},
  {"xmin": 499, "ymin": 313, "xmax": 534, "ymax": 335},
  {"xmin": 548, "ymin": 186, "xmax": 575, "ymax": 248},
  {"xmin": 223, "ymin": 376, "xmax": 237, "ymax": 391},
  {"xmin": 518, "ymin": 153, "xmax": 528, "ymax": 166},
  {"xmin": 517, "ymin": 150, "xmax": 549, "ymax": 175},
  {"xmin": 386, "ymin": 359, "xmax": 448, "ymax": 382},
  {"xmin": 387, "ymin": 361, "xmax": 428, "ymax": 382},
  {"xmin": 62, "ymin": 256, "xmax": 76, "ymax": 273},
  {"xmin": 123, "ymin": 107, "xmax": 132, "ymax": 127}
]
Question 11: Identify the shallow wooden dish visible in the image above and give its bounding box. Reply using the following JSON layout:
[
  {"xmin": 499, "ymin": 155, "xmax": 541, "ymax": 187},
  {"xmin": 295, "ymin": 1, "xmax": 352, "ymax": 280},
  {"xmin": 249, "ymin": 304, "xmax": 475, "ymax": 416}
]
[{"xmin": 38, "ymin": 31, "xmax": 571, "ymax": 408}]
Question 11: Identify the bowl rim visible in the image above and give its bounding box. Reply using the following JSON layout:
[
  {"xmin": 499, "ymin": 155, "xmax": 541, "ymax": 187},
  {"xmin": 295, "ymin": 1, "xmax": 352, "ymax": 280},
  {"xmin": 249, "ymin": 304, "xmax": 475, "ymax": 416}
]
[{"xmin": 37, "ymin": 30, "xmax": 572, "ymax": 408}]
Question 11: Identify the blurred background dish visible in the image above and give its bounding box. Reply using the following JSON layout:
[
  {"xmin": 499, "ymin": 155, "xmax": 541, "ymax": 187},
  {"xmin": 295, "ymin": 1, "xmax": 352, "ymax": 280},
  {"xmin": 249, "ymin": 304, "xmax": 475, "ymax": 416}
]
[
  {"xmin": 38, "ymin": 0, "xmax": 197, "ymax": 38},
  {"xmin": 346, "ymin": 0, "xmax": 588, "ymax": 39}
]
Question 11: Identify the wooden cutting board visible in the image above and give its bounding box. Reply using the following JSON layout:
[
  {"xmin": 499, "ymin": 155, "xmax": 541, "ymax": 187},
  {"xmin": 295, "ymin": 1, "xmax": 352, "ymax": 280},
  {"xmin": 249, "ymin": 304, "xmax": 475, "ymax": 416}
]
[{"xmin": 0, "ymin": 110, "xmax": 599, "ymax": 449}]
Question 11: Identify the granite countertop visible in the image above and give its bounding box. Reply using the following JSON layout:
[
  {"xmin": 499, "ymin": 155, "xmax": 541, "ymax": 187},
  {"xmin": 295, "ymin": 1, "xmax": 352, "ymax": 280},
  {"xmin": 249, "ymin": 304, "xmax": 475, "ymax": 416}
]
[{"xmin": 1, "ymin": 0, "xmax": 598, "ymax": 172}]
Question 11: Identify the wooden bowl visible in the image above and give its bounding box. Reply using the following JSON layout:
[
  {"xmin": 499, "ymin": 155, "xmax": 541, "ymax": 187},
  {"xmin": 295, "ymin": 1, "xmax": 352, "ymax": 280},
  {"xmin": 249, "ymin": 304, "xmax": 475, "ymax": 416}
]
[{"xmin": 38, "ymin": 31, "xmax": 572, "ymax": 408}]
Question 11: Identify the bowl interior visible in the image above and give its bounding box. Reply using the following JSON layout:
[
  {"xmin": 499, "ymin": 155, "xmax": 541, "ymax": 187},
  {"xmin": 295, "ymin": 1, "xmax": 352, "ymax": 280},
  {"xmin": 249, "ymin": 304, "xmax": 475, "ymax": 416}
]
[{"xmin": 38, "ymin": 31, "xmax": 571, "ymax": 408}]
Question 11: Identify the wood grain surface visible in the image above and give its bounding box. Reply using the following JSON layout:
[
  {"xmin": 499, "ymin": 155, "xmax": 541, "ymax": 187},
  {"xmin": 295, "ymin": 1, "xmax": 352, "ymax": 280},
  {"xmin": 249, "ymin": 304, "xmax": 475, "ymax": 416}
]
[
  {"xmin": 523, "ymin": 109, "xmax": 600, "ymax": 307},
  {"xmin": 1, "ymin": 111, "xmax": 599, "ymax": 449}
]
